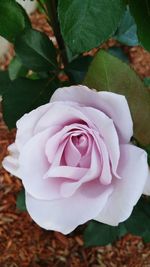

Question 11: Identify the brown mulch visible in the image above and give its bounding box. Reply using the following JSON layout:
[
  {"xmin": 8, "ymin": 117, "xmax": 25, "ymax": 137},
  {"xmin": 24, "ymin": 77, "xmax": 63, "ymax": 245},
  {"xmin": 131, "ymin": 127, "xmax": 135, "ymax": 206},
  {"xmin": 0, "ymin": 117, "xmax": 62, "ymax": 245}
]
[{"xmin": 1, "ymin": 10, "xmax": 150, "ymax": 267}]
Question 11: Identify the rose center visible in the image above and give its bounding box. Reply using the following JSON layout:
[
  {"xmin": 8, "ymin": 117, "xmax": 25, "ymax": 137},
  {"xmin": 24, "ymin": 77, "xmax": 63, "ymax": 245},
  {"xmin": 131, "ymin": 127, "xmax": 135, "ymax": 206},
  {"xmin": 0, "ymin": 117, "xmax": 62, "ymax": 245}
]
[{"xmin": 72, "ymin": 134, "xmax": 88, "ymax": 155}]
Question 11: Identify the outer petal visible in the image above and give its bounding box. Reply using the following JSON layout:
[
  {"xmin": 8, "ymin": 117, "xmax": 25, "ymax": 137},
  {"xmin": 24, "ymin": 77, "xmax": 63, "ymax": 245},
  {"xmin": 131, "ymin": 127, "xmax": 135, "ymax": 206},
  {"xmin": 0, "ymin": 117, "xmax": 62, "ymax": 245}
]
[
  {"xmin": 2, "ymin": 143, "xmax": 21, "ymax": 178},
  {"xmin": 19, "ymin": 128, "xmax": 62, "ymax": 200},
  {"xmin": 95, "ymin": 144, "xmax": 149, "ymax": 225},
  {"xmin": 16, "ymin": 103, "xmax": 50, "ymax": 150},
  {"xmin": 25, "ymin": 181, "xmax": 113, "ymax": 234},
  {"xmin": 51, "ymin": 85, "xmax": 133, "ymax": 143}
]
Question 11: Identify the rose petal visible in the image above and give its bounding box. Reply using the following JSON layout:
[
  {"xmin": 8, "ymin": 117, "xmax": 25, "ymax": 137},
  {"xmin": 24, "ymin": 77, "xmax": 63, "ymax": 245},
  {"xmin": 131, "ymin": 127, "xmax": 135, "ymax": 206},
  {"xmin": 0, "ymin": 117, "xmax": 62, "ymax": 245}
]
[
  {"xmin": 16, "ymin": 103, "xmax": 50, "ymax": 150},
  {"xmin": 60, "ymin": 143, "xmax": 101, "ymax": 197},
  {"xmin": 19, "ymin": 128, "xmax": 62, "ymax": 200},
  {"xmin": 25, "ymin": 181, "xmax": 113, "ymax": 234},
  {"xmin": 79, "ymin": 134, "xmax": 93, "ymax": 168},
  {"xmin": 51, "ymin": 85, "xmax": 133, "ymax": 143},
  {"xmin": 50, "ymin": 138, "xmax": 68, "ymax": 167},
  {"xmin": 83, "ymin": 106, "xmax": 120, "ymax": 176},
  {"xmin": 43, "ymin": 165, "xmax": 88, "ymax": 180},
  {"xmin": 45, "ymin": 123, "xmax": 92, "ymax": 164},
  {"xmin": 95, "ymin": 144, "xmax": 149, "ymax": 225},
  {"xmin": 98, "ymin": 138, "xmax": 112, "ymax": 185},
  {"xmin": 2, "ymin": 143, "xmax": 21, "ymax": 178},
  {"xmin": 64, "ymin": 137, "xmax": 81, "ymax": 167},
  {"xmin": 34, "ymin": 102, "xmax": 92, "ymax": 135}
]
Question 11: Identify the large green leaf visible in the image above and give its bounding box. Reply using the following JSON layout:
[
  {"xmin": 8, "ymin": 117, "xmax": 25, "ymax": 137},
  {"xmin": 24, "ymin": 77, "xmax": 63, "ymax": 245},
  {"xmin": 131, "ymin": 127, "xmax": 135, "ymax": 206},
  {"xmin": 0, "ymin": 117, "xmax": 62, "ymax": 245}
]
[
  {"xmin": 144, "ymin": 77, "xmax": 150, "ymax": 88},
  {"xmin": 8, "ymin": 56, "xmax": 28, "ymax": 80},
  {"xmin": 0, "ymin": 0, "xmax": 31, "ymax": 42},
  {"xmin": 15, "ymin": 28, "xmax": 58, "ymax": 72},
  {"xmin": 84, "ymin": 221, "xmax": 126, "ymax": 247},
  {"xmin": 84, "ymin": 50, "xmax": 150, "ymax": 145},
  {"xmin": 16, "ymin": 189, "xmax": 26, "ymax": 211},
  {"xmin": 125, "ymin": 198, "xmax": 150, "ymax": 241},
  {"xmin": 142, "ymin": 231, "xmax": 150, "ymax": 243},
  {"xmin": 2, "ymin": 77, "xmax": 59, "ymax": 129},
  {"xmin": 65, "ymin": 56, "xmax": 93, "ymax": 84},
  {"xmin": 0, "ymin": 71, "xmax": 11, "ymax": 95},
  {"xmin": 114, "ymin": 7, "xmax": 139, "ymax": 46},
  {"xmin": 129, "ymin": 0, "xmax": 150, "ymax": 52},
  {"xmin": 108, "ymin": 47, "xmax": 129, "ymax": 63},
  {"xmin": 84, "ymin": 198, "xmax": 150, "ymax": 247},
  {"xmin": 58, "ymin": 0, "xmax": 125, "ymax": 54},
  {"xmin": 125, "ymin": 199, "xmax": 150, "ymax": 236}
]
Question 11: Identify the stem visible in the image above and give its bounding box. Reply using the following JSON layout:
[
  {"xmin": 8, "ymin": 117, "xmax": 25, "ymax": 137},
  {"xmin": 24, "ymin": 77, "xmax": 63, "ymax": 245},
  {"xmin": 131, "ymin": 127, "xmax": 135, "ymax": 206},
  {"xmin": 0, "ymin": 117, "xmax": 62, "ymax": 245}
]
[
  {"xmin": 45, "ymin": 0, "xmax": 68, "ymax": 66},
  {"xmin": 37, "ymin": 0, "xmax": 49, "ymax": 17}
]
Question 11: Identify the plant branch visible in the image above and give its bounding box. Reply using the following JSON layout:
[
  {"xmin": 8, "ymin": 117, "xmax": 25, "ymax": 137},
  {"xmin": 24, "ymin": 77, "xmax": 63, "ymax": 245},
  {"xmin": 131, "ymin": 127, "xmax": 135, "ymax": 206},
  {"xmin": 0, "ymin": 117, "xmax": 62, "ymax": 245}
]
[
  {"xmin": 37, "ymin": 0, "xmax": 49, "ymax": 17},
  {"xmin": 45, "ymin": 0, "xmax": 68, "ymax": 66}
]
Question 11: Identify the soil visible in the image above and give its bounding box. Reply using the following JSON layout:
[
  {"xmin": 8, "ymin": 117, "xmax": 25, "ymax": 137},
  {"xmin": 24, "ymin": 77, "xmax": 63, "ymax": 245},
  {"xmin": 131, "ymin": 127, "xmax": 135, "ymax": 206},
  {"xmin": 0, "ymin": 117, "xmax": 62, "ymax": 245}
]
[{"xmin": 0, "ymin": 11, "xmax": 150, "ymax": 267}]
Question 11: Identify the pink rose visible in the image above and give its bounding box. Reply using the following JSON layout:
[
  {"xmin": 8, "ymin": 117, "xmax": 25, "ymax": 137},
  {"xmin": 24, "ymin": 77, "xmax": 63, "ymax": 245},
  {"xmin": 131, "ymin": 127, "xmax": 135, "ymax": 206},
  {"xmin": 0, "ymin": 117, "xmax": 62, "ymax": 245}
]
[{"xmin": 3, "ymin": 86, "xmax": 150, "ymax": 234}]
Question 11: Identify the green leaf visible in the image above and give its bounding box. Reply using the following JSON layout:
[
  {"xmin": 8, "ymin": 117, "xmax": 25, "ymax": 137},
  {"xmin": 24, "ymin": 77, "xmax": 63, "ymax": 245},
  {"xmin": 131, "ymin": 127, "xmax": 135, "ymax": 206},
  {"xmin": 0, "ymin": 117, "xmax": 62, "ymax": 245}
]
[
  {"xmin": 65, "ymin": 56, "xmax": 93, "ymax": 84},
  {"xmin": 8, "ymin": 56, "xmax": 28, "ymax": 80},
  {"xmin": 84, "ymin": 198, "xmax": 150, "ymax": 247},
  {"xmin": 144, "ymin": 77, "xmax": 150, "ymax": 87},
  {"xmin": 114, "ymin": 7, "xmax": 139, "ymax": 46},
  {"xmin": 118, "ymin": 223, "xmax": 128, "ymax": 238},
  {"xmin": 129, "ymin": 0, "xmax": 150, "ymax": 52},
  {"xmin": 2, "ymin": 77, "xmax": 60, "ymax": 129},
  {"xmin": 16, "ymin": 189, "xmax": 26, "ymax": 211},
  {"xmin": 0, "ymin": 71, "xmax": 11, "ymax": 95},
  {"xmin": 108, "ymin": 47, "xmax": 129, "ymax": 63},
  {"xmin": 58, "ymin": 0, "xmax": 125, "ymax": 54},
  {"xmin": 125, "ymin": 198, "xmax": 150, "ymax": 239},
  {"xmin": 125, "ymin": 201, "xmax": 150, "ymax": 236},
  {"xmin": 15, "ymin": 28, "xmax": 58, "ymax": 72},
  {"xmin": 84, "ymin": 221, "xmax": 125, "ymax": 247},
  {"xmin": 0, "ymin": 0, "xmax": 31, "ymax": 42},
  {"xmin": 84, "ymin": 50, "xmax": 150, "ymax": 145},
  {"xmin": 142, "ymin": 230, "xmax": 150, "ymax": 243}
]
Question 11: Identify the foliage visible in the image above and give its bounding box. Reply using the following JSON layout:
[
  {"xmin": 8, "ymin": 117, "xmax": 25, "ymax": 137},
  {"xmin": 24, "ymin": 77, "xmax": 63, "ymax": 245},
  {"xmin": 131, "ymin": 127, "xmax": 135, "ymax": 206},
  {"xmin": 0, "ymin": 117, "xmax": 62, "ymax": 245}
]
[
  {"xmin": 84, "ymin": 50, "xmax": 150, "ymax": 146},
  {"xmin": 16, "ymin": 189, "xmax": 26, "ymax": 211},
  {"xmin": 129, "ymin": 0, "xmax": 150, "ymax": 52},
  {"xmin": 58, "ymin": 0, "xmax": 125, "ymax": 54},
  {"xmin": 0, "ymin": 0, "xmax": 31, "ymax": 42},
  {"xmin": 84, "ymin": 198, "xmax": 150, "ymax": 247},
  {"xmin": 114, "ymin": 6, "xmax": 139, "ymax": 46},
  {"xmin": 15, "ymin": 28, "xmax": 58, "ymax": 72}
]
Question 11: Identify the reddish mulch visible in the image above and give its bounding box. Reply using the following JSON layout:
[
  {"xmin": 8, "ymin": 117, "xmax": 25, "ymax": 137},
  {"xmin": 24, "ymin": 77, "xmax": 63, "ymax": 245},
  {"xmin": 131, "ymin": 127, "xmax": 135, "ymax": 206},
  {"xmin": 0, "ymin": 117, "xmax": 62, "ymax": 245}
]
[{"xmin": 1, "ymin": 10, "xmax": 150, "ymax": 267}]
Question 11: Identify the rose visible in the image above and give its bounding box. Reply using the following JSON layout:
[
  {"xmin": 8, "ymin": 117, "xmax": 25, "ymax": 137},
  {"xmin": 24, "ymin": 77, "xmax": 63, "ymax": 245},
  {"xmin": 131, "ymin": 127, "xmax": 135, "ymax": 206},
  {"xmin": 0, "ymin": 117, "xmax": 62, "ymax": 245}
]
[{"xmin": 3, "ymin": 85, "xmax": 150, "ymax": 234}]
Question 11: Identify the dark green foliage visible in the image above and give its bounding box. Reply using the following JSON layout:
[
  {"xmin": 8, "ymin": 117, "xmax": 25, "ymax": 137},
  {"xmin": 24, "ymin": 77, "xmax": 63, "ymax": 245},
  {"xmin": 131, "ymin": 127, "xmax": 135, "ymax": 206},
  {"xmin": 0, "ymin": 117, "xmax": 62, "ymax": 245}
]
[
  {"xmin": 129, "ymin": 0, "xmax": 150, "ymax": 52},
  {"xmin": 58, "ymin": 0, "xmax": 125, "ymax": 54},
  {"xmin": 65, "ymin": 56, "xmax": 93, "ymax": 83},
  {"xmin": 15, "ymin": 29, "xmax": 58, "ymax": 72},
  {"xmin": 84, "ymin": 50, "xmax": 150, "ymax": 145},
  {"xmin": 16, "ymin": 189, "xmax": 26, "ymax": 211},
  {"xmin": 0, "ymin": 0, "xmax": 31, "ymax": 42},
  {"xmin": 8, "ymin": 56, "xmax": 28, "ymax": 80},
  {"xmin": 2, "ymin": 77, "xmax": 60, "ymax": 129},
  {"xmin": 84, "ymin": 198, "xmax": 150, "ymax": 247},
  {"xmin": 114, "ymin": 7, "xmax": 139, "ymax": 46}
]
